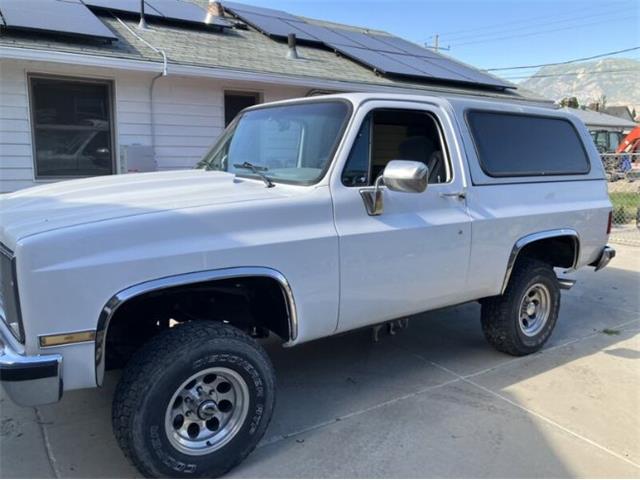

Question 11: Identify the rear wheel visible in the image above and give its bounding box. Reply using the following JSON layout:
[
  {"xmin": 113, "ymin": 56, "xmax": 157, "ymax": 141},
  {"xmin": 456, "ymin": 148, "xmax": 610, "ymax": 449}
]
[
  {"xmin": 112, "ymin": 321, "xmax": 275, "ymax": 478},
  {"xmin": 481, "ymin": 258, "xmax": 560, "ymax": 356}
]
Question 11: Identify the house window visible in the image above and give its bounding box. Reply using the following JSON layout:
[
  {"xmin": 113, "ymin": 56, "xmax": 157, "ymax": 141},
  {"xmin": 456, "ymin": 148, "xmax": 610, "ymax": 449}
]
[
  {"xmin": 29, "ymin": 75, "xmax": 115, "ymax": 179},
  {"xmin": 224, "ymin": 91, "xmax": 260, "ymax": 126}
]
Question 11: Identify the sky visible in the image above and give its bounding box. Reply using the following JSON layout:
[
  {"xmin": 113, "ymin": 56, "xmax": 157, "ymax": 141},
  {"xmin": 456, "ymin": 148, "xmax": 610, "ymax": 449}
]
[{"xmin": 235, "ymin": 0, "xmax": 640, "ymax": 82}]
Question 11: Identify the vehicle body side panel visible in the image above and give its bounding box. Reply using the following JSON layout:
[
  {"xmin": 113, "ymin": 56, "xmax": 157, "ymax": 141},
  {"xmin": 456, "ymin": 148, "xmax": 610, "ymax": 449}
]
[
  {"xmin": 447, "ymin": 97, "xmax": 611, "ymax": 298},
  {"xmin": 462, "ymin": 181, "xmax": 611, "ymax": 298},
  {"xmin": 14, "ymin": 184, "xmax": 339, "ymax": 390},
  {"xmin": 329, "ymin": 100, "xmax": 473, "ymax": 332}
]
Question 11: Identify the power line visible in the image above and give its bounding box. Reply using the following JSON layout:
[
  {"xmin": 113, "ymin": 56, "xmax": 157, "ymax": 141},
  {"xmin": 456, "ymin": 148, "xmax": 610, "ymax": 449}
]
[
  {"xmin": 440, "ymin": 8, "xmax": 626, "ymax": 43},
  {"xmin": 450, "ymin": 14, "xmax": 635, "ymax": 47},
  {"xmin": 486, "ymin": 47, "xmax": 640, "ymax": 71},
  {"xmin": 503, "ymin": 68, "xmax": 640, "ymax": 81},
  {"xmin": 433, "ymin": 3, "xmax": 619, "ymax": 38}
]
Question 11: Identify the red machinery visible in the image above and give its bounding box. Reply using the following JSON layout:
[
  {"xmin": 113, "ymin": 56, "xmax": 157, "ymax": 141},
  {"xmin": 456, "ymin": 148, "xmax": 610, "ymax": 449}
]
[{"xmin": 616, "ymin": 126, "xmax": 640, "ymax": 154}]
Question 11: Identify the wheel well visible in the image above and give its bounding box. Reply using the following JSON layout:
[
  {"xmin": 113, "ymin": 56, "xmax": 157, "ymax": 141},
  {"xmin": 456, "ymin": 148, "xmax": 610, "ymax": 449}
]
[
  {"xmin": 517, "ymin": 235, "xmax": 578, "ymax": 269},
  {"xmin": 499, "ymin": 233, "xmax": 579, "ymax": 295},
  {"xmin": 103, "ymin": 276, "xmax": 291, "ymax": 371}
]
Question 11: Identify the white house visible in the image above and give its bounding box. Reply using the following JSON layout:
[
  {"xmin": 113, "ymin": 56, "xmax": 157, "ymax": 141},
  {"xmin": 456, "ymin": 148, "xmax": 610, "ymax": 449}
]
[{"xmin": 0, "ymin": 0, "xmax": 545, "ymax": 193}]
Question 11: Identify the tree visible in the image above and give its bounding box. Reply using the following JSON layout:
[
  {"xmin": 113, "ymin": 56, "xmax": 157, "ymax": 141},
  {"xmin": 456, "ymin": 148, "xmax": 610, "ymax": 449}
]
[
  {"xmin": 559, "ymin": 96, "xmax": 579, "ymax": 108},
  {"xmin": 597, "ymin": 94, "xmax": 607, "ymax": 110}
]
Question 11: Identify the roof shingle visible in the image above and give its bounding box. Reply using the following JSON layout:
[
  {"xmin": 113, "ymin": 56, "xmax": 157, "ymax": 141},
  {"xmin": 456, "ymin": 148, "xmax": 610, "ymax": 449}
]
[{"xmin": 0, "ymin": 1, "xmax": 542, "ymax": 100}]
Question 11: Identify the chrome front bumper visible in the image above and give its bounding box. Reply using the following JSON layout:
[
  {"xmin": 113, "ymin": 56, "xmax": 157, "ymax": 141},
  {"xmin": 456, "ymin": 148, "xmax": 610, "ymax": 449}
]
[
  {"xmin": 0, "ymin": 333, "xmax": 62, "ymax": 406},
  {"xmin": 591, "ymin": 245, "xmax": 616, "ymax": 272}
]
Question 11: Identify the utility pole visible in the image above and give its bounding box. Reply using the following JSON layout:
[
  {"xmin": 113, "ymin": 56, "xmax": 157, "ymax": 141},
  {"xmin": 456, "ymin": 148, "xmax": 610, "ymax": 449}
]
[{"xmin": 425, "ymin": 34, "xmax": 450, "ymax": 52}]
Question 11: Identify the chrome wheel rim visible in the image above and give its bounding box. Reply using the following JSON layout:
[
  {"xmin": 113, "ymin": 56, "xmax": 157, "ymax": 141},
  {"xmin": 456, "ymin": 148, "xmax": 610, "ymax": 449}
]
[
  {"xmin": 519, "ymin": 283, "xmax": 551, "ymax": 337},
  {"xmin": 164, "ymin": 367, "xmax": 250, "ymax": 455}
]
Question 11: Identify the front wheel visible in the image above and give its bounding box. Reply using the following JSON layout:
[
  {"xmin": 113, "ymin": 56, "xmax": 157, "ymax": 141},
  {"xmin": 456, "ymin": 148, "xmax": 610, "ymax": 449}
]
[
  {"xmin": 481, "ymin": 258, "xmax": 560, "ymax": 356},
  {"xmin": 112, "ymin": 321, "xmax": 275, "ymax": 478}
]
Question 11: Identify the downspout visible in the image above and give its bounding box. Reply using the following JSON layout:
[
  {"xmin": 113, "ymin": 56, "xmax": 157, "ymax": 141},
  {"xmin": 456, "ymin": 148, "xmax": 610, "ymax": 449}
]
[{"xmin": 113, "ymin": 15, "xmax": 168, "ymax": 171}]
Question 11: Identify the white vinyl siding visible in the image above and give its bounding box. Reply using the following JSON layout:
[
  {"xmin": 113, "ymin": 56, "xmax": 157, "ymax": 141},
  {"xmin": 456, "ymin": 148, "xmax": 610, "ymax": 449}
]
[
  {"xmin": 0, "ymin": 61, "xmax": 33, "ymax": 192},
  {"xmin": 0, "ymin": 59, "xmax": 308, "ymax": 193}
]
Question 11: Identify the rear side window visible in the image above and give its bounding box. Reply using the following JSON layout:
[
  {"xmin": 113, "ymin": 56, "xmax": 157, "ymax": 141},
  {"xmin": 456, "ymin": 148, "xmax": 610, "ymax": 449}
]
[{"xmin": 466, "ymin": 111, "xmax": 590, "ymax": 177}]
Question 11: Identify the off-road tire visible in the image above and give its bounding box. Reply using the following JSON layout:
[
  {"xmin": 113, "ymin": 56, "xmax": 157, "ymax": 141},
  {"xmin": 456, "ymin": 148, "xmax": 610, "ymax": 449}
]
[
  {"xmin": 481, "ymin": 258, "xmax": 560, "ymax": 356},
  {"xmin": 112, "ymin": 321, "xmax": 275, "ymax": 478}
]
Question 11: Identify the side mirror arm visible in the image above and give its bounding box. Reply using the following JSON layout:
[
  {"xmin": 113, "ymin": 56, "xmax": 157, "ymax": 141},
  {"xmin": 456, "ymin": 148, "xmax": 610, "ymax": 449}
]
[{"xmin": 359, "ymin": 175, "xmax": 385, "ymax": 216}]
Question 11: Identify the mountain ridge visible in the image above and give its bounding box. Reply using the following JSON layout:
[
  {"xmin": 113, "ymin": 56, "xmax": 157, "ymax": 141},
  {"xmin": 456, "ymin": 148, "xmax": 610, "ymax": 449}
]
[{"xmin": 519, "ymin": 58, "xmax": 640, "ymax": 115}]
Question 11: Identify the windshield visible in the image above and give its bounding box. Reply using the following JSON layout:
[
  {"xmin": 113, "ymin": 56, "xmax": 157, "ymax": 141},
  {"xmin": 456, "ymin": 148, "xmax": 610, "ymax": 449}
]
[{"xmin": 199, "ymin": 100, "xmax": 350, "ymax": 185}]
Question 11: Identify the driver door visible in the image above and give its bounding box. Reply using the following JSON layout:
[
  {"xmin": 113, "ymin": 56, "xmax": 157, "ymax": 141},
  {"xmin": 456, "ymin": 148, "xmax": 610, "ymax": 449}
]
[{"xmin": 331, "ymin": 101, "xmax": 472, "ymax": 333}]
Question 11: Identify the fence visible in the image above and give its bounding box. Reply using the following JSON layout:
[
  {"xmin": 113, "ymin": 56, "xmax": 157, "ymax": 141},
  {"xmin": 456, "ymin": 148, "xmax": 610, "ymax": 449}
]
[{"xmin": 603, "ymin": 153, "xmax": 640, "ymax": 246}]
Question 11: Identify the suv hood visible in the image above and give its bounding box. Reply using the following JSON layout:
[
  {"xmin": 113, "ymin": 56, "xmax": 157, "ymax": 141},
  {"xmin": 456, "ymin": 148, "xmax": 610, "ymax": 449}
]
[{"xmin": 0, "ymin": 170, "xmax": 287, "ymax": 249}]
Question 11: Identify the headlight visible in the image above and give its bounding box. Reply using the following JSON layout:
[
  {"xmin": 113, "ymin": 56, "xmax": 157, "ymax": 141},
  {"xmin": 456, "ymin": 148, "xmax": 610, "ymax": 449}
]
[{"xmin": 0, "ymin": 243, "xmax": 24, "ymax": 342}]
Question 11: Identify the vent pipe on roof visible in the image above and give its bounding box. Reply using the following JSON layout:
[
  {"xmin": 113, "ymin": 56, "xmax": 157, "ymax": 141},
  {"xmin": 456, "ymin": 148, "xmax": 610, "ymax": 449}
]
[
  {"xmin": 205, "ymin": 1, "xmax": 224, "ymax": 23},
  {"xmin": 137, "ymin": 0, "xmax": 148, "ymax": 30},
  {"xmin": 286, "ymin": 33, "xmax": 299, "ymax": 60}
]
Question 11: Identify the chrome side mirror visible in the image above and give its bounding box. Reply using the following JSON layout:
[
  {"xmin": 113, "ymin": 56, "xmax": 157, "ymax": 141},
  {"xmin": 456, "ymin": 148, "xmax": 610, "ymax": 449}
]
[
  {"xmin": 359, "ymin": 160, "xmax": 429, "ymax": 216},
  {"xmin": 383, "ymin": 160, "xmax": 429, "ymax": 193}
]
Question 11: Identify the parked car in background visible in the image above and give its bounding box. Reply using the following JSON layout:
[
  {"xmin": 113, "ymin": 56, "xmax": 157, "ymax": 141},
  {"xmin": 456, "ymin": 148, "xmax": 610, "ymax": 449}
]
[{"xmin": 0, "ymin": 93, "xmax": 615, "ymax": 478}]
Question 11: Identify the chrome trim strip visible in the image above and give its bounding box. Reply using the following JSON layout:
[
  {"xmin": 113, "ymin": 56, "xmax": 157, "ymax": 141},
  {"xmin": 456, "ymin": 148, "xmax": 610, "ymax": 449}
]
[
  {"xmin": 95, "ymin": 267, "xmax": 298, "ymax": 386},
  {"xmin": 501, "ymin": 228, "xmax": 580, "ymax": 294},
  {"xmin": 0, "ymin": 242, "xmax": 14, "ymax": 259},
  {"xmin": 39, "ymin": 329, "xmax": 97, "ymax": 348}
]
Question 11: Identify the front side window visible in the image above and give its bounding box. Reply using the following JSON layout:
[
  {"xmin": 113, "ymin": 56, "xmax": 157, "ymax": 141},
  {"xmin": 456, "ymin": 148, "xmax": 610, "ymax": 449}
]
[
  {"xmin": 342, "ymin": 109, "xmax": 450, "ymax": 187},
  {"xmin": 200, "ymin": 101, "xmax": 350, "ymax": 185},
  {"xmin": 467, "ymin": 111, "xmax": 590, "ymax": 177},
  {"xmin": 30, "ymin": 76, "xmax": 115, "ymax": 179}
]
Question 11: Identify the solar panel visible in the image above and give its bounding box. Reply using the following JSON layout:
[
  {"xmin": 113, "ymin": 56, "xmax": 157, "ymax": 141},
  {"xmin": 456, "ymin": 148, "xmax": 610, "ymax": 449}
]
[
  {"xmin": 282, "ymin": 20, "xmax": 356, "ymax": 46},
  {"xmin": 147, "ymin": 0, "xmax": 232, "ymax": 27},
  {"xmin": 417, "ymin": 55, "xmax": 510, "ymax": 87},
  {"xmin": 0, "ymin": 0, "xmax": 118, "ymax": 41},
  {"xmin": 222, "ymin": 1, "xmax": 514, "ymax": 90},
  {"xmin": 82, "ymin": 0, "xmax": 231, "ymax": 27},
  {"xmin": 231, "ymin": 11, "xmax": 317, "ymax": 41},
  {"xmin": 366, "ymin": 34, "xmax": 428, "ymax": 57},
  {"xmin": 223, "ymin": 1, "xmax": 298, "ymax": 20},
  {"xmin": 328, "ymin": 44, "xmax": 425, "ymax": 77},
  {"xmin": 400, "ymin": 55, "xmax": 473, "ymax": 83},
  {"xmin": 81, "ymin": 0, "xmax": 163, "ymax": 17},
  {"xmin": 327, "ymin": 28, "xmax": 406, "ymax": 53}
]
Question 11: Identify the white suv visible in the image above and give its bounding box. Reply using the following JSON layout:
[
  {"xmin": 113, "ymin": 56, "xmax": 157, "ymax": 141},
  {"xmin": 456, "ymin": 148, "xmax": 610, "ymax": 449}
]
[{"xmin": 0, "ymin": 93, "xmax": 615, "ymax": 477}]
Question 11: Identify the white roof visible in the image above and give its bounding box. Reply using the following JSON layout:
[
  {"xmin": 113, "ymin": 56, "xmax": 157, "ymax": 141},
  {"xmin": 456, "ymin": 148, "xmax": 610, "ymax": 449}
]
[{"xmin": 562, "ymin": 107, "xmax": 637, "ymax": 130}]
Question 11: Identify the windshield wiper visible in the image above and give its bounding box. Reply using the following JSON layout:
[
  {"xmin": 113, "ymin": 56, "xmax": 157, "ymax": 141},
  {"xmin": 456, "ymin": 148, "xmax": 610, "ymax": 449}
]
[{"xmin": 233, "ymin": 162, "xmax": 275, "ymax": 188}]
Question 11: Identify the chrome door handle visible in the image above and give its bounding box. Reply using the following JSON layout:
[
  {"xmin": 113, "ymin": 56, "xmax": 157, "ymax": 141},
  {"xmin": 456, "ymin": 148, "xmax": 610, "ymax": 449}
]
[{"xmin": 440, "ymin": 191, "xmax": 466, "ymax": 200}]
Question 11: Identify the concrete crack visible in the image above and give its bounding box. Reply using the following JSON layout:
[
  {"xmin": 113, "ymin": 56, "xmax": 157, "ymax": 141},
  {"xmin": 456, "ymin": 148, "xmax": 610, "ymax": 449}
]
[{"xmin": 35, "ymin": 407, "xmax": 61, "ymax": 479}]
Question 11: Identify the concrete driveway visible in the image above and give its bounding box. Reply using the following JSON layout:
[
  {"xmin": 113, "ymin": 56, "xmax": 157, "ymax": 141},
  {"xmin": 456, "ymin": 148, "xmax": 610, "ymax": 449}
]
[{"xmin": 1, "ymin": 244, "xmax": 639, "ymax": 478}]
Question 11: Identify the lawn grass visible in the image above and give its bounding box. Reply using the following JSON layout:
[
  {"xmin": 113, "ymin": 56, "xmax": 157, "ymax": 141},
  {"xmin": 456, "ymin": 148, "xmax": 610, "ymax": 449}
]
[{"xmin": 609, "ymin": 191, "xmax": 639, "ymax": 223}]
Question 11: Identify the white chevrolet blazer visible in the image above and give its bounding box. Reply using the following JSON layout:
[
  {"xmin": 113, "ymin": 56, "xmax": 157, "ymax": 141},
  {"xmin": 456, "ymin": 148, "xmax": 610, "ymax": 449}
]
[{"xmin": 0, "ymin": 93, "xmax": 615, "ymax": 477}]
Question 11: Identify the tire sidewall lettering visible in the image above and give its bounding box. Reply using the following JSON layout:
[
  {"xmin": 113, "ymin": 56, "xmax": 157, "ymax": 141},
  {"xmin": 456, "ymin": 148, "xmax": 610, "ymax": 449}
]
[{"xmin": 144, "ymin": 350, "xmax": 268, "ymax": 475}]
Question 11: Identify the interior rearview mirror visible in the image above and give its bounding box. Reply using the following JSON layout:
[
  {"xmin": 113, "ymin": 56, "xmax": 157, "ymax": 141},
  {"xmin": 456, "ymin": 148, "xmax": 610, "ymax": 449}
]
[{"xmin": 359, "ymin": 160, "xmax": 429, "ymax": 216}]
